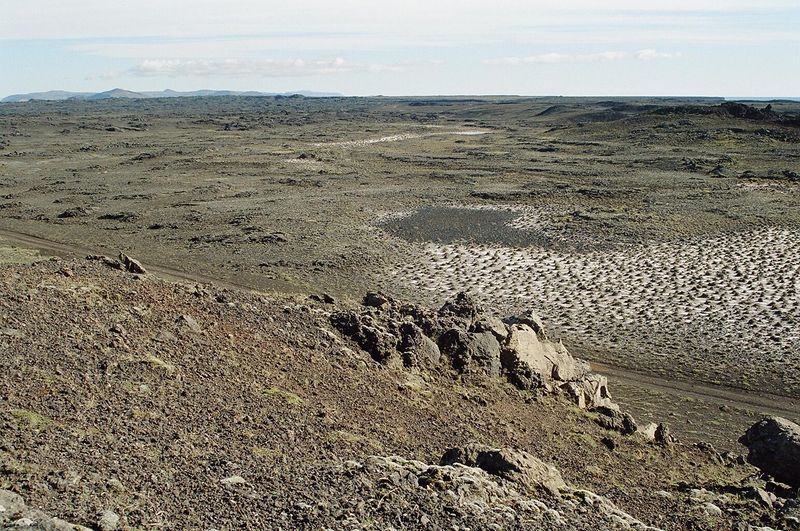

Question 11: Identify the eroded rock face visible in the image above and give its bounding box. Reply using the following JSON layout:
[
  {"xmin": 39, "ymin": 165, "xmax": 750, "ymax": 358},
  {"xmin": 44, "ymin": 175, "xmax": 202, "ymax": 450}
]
[
  {"xmin": 561, "ymin": 374, "xmax": 616, "ymax": 410},
  {"xmin": 739, "ymin": 417, "xmax": 800, "ymax": 488},
  {"xmin": 330, "ymin": 311, "xmax": 400, "ymax": 367},
  {"xmin": 501, "ymin": 324, "xmax": 588, "ymax": 384}
]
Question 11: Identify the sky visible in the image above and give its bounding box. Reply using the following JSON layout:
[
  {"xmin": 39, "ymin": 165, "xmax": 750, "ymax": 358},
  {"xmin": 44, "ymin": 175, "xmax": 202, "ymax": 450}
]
[{"xmin": 1, "ymin": 0, "xmax": 799, "ymax": 97}]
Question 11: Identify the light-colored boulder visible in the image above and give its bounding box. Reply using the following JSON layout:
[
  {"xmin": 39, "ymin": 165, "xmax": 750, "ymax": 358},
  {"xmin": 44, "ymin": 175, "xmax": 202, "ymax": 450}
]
[
  {"xmin": 561, "ymin": 374, "xmax": 616, "ymax": 410},
  {"xmin": 502, "ymin": 324, "xmax": 588, "ymax": 383},
  {"xmin": 441, "ymin": 445, "xmax": 566, "ymax": 496}
]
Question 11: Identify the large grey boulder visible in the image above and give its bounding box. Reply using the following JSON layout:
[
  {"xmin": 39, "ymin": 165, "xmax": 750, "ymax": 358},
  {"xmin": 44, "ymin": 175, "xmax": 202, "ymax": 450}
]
[
  {"xmin": 440, "ymin": 445, "xmax": 567, "ymax": 496},
  {"xmin": 739, "ymin": 417, "xmax": 800, "ymax": 488}
]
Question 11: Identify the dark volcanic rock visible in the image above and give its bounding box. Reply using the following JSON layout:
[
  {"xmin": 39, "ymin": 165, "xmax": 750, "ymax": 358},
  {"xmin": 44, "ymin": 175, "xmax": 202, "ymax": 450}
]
[
  {"xmin": 593, "ymin": 406, "xmax": 637, "ymax": 436},
  {"xmin": 739, "ymin": 417, "xmax": 800, "ymax": 488},
  {"xmin": 57, "ymin": 207, "xmax": 89, "ymax": 218},
  {"xmin": 399, "ymin": 322, "xmax": 441, "ymax": 367},
  {"xmin": 439, "ymin": 291, "xmax": 483, "ymax": 323},
  {"xmin": 330, "ymin": 310, "xmax": 400, "ymax": 367},
  {"xmin": 98, "ymin": 211, "xmax": 138, "ymax": 222},
  {"xmin": 438, "ymin": 328, "xmax": 501, "ymax": 376}
]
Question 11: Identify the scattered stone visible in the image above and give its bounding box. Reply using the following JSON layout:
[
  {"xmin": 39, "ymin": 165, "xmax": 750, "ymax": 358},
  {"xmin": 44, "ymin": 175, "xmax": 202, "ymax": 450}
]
[
  {"xmin": 764, "ymin": 480, "xmax": 795, "ymax": 500},
  {"xmin": 739, "ymin": 417, "xmax": 800, "ymax": 488},
  {"xmin": 309, "ymin": 293, "xmax": 335, "ymax": 304},
  {"xmin": 0, "ymin": 489, "xmax": 90, "ymax": 530},
  {"xmin": 0, "ymin": 327, "xmax": 25, "ymax": 339},
  {"xmin": 86, "ymin": 255, "xmax": 124, "ymax": 271},
  {"xmin": 600, "ymin": 437, "xmax": 616, "ymax": 451},
  {"xmin": 177, "ymin": 314, "xmax": 202, "ymax": 333},
  {"xmin": 98, "ymin": 212, "xmax": 138, "ymax": 222},
  {"xmin": 97, "ymin": 509, "xmax": 120, "ymax": 531},
  {"xmin": 154, "ymin": 330, "xmax": 178, "ymax": 343},
  {"xmin": 0, "ymin": 490, "xmax": 25, "ymax": 516},
  {"xmin": 746, "ymin": 487, "xmax": 775, "ymax": 509}
]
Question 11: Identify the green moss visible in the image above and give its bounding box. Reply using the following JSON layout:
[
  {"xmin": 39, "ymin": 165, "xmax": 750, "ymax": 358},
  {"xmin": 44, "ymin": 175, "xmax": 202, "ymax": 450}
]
[
  {"xmin": 262, "ymin": 387, "xmax": 304, "ymax": 405},
  {"xmin": 143, "ymin": 352, "xmax": 176, "ymax": 374},
  {"xmin": 9, "ymin": 409, "xmax": 55, "ymax": 430}
]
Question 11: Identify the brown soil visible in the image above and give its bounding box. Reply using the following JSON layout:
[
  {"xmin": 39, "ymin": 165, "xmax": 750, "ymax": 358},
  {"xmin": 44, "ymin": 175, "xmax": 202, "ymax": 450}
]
[{"xmin": 0, "ymin": 257, "xmax": 785, "ymax": 529}]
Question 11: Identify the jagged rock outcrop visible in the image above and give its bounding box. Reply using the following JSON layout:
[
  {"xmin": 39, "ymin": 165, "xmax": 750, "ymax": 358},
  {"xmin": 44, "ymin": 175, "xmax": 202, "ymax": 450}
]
[
  {"xmin": 501, "ymin": 324, "xmax": 588, "ymax": 383},
  {"xmin": 561, "ymin": 373, "xmax": 616, "ymax": 410},
  {"xmin": 118, "ymin": 253, "xmax": 146, "ymax": 274},
  {"xmin": 331, "ymin": 291, "xmax": 625, "ymax": 413},
  {"xmin": 739, "ymin": 417, "xmax": 800, "ymax": 488}
]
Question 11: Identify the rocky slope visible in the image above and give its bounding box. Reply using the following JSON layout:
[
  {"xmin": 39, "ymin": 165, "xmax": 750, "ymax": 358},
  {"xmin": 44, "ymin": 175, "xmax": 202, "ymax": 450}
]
[{"xmin": 0, "ymin": 256, "xmax": 797, "ymax": 529}]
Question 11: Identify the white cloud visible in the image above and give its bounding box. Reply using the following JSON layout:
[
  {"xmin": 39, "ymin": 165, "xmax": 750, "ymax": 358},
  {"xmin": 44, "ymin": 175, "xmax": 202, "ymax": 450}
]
[
  {"xmin": 485, "ymin": 49, "xmax": 684, "ymax": 65},
  {"xmin": 636, "ymin": 49, "xmax": 682, "ymax": 60},
  {"xmin": 485, "ymin": 51, "xmax": 626, "ymax": 65},
  {"xmin": 130, "ymin": 58, "xmax": 401, "ymax": 77}
]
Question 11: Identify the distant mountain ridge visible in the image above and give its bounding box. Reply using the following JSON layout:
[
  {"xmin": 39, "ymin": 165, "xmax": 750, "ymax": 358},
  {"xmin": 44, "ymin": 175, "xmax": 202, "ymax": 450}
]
[{"xmin": 1, "ymin": 88, "xmax": 342, "ymax": 102}]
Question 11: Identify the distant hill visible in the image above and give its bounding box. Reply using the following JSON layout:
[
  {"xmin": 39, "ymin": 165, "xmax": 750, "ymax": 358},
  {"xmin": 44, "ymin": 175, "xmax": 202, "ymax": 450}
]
[
  {"xmin": 1, "ymin": 88, "xmax": 342, "ymax": 103},
  {"xmin": 83, "ymin": 88, "xmax": 148, "ymax": 100},
  {"xmin": 1, "ymin": 90, "xmax": 93, "ymax": 102}
]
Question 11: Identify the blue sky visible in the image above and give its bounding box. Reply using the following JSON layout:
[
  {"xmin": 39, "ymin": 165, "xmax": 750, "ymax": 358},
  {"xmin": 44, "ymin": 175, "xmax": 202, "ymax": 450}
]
[{"xmin": 1, "ymin": 0, "xmax": 798, "ymax": 97}]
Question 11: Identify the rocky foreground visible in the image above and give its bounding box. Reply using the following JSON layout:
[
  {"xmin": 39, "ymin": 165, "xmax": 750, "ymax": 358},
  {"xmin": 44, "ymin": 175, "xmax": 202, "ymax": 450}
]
[{"xmin": 1, "ymin": 256, "xmax": 799, "ymax": 530}]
